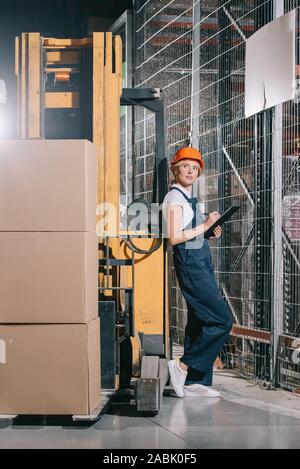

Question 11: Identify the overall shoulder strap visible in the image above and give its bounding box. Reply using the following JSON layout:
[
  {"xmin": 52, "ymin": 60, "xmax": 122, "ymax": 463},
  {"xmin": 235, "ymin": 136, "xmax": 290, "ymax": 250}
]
[{"xmin": 170, "ymin": 186, "xmax": 192, "ymax": 203}]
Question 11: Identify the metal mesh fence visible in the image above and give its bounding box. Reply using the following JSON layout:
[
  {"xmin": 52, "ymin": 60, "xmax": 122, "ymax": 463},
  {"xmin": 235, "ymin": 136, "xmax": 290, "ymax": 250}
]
[
  {"xmin": 191, "ymin": 0, "xmax": 274, "ymax": 384},
  {"xmin": 191, "ymin": 0, "xmax": 300, "ymax": 388}
]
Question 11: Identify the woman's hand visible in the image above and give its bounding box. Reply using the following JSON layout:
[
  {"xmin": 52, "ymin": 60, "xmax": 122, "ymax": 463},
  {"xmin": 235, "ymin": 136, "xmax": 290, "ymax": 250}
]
[
  {"xmin": 209, "ymin": 225, "xmax": 222, "ymax": 239},
  {"xmin": 205, "ymin": 211, "xmax": 220, "ymax": 230}
]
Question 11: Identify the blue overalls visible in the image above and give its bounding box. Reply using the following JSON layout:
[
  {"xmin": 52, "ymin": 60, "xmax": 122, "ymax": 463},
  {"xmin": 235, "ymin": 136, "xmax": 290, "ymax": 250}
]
[{"xmin": 171, "ymin": 186, "xmax": 233, "ymax": 386}]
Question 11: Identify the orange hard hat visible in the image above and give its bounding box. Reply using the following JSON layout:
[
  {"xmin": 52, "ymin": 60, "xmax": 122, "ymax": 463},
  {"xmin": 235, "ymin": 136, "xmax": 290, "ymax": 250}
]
[{"xmin": 171, "ymin": 147, "xmax": 204, "ymax": 170}]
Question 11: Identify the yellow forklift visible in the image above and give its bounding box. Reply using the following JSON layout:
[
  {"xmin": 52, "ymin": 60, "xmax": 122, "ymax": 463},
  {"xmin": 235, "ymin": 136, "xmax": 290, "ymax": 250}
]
[{"xmin": 15, "ymin": 31, "xmax": 170, "ymax": 414}]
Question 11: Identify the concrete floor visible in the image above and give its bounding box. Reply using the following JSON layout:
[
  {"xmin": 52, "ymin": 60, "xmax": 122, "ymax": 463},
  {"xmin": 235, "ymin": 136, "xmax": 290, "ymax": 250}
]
[{"xmin": 1, "ymin": 372, "xmax": 300, "ymax": 449}]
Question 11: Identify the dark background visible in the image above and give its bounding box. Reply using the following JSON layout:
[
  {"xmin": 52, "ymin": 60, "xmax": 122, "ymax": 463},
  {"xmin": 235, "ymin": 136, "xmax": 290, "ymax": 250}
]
[{"xmin": 0, "ymin": 0, "xmax": 132, "ymax": 136}]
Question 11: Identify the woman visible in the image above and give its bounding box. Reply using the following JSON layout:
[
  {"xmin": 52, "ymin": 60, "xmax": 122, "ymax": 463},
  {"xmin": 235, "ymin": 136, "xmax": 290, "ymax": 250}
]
[{"xmin": 163, "ymin": 147, "xmax": 233, "ymax": 398}]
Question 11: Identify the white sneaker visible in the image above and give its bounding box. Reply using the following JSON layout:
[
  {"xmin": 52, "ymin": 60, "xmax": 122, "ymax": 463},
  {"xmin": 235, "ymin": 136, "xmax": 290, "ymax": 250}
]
[
  {"xmin": 168, "ymin": 359, "xmax": 187, "ymax": 398},
  {"xmin": 184, "ymin": 383, "xmax": 221, "ymax": 398}
]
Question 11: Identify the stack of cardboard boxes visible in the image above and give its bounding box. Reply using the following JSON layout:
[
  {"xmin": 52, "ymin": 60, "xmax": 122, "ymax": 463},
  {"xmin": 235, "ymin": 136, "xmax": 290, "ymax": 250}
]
[{"xmin": 0, "ymin": 139, "xmax": 100, "ymax": 415}]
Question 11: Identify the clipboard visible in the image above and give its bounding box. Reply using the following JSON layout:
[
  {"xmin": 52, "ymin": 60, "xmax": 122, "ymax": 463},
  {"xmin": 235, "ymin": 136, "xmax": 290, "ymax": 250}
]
[{"xmin": 204, "ymin": 205, "xmax": 240, "ymax": 239}]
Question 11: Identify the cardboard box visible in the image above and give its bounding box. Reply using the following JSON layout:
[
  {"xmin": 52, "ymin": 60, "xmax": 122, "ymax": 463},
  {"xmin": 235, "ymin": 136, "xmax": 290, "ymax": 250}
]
[
  {"xmin": 0, "ymin": 139, "xmax": 96, "ymax": 231},
  {"xmin": 0, "ymin": 232, "xmax": 98, "ymax": 323},
  {"xmin": 0, "ymin": 318, "xmax": 101, "ymax": 415}
]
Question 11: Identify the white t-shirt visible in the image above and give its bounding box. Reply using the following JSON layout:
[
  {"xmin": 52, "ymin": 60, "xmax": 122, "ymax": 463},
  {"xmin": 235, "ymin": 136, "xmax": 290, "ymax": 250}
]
[{"xmin": 162, "ymin": 183, "xmax": 194, "ymax": 230}]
